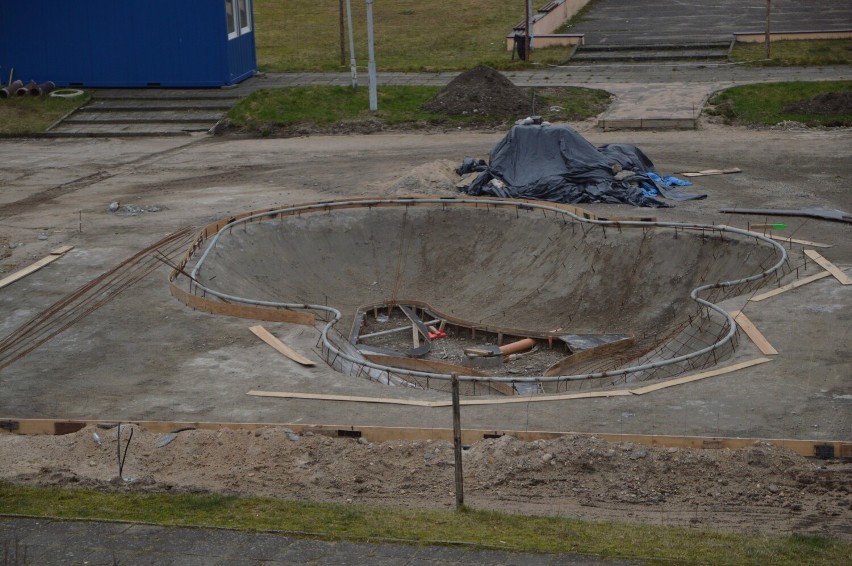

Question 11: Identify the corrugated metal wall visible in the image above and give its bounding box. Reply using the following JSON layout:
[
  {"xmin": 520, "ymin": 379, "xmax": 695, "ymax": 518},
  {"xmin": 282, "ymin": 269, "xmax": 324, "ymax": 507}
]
[{"xmin": 0, "ymin": 1, "xmax": 256, "ymax": 87}]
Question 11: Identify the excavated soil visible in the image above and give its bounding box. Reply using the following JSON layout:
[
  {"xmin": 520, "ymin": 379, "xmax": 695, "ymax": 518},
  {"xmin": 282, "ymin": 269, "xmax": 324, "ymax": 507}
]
[
  {"xmin": 422, "ymin": 66, "xmax": 531, "ymax": 118},
  {"xmin": 784, "ymin": 91, "xmax": 852, "ymax": 115},
  {"xmin": 1, "ymin": 425, "xmax": 849, "ymax": 539}
]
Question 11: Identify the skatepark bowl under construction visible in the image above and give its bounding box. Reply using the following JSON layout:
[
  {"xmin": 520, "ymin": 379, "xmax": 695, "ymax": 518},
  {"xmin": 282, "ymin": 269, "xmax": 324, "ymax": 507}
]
[{"xmin": 170, "ymin": 198, "xmax": 788, "ymax": 396}]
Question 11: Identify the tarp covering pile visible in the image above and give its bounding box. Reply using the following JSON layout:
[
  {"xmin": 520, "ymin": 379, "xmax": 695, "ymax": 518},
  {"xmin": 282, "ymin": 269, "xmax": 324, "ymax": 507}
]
[{"xmin": 460, "ymin": 125, "xmax": 705, "ymax": 207}]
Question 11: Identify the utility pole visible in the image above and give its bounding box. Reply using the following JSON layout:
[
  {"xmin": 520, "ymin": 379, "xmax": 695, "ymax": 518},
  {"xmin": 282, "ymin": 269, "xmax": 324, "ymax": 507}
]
[
  {"xmin": 366, "ymin": 0, "xmax": 378, "ymax": 111},
  {"xmin": 346, "ymin": 0, "xmax": 358, "ymax": 89},
  {"xmin": 765, "ymin": 0, "xmax": 772, "ymax": 60}
]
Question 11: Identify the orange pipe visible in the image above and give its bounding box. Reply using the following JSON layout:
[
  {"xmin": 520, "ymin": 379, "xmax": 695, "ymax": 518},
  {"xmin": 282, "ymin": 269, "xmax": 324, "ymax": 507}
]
[{"xmin": 499, "ymin": 337, "xmax": 536, "ymax": 356}]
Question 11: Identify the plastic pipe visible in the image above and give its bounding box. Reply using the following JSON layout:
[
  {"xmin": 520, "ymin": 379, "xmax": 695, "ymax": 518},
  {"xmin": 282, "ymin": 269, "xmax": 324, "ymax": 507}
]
[{"xmin": 0, "ymin": 80, "xmax": 23, "ymax": 98}]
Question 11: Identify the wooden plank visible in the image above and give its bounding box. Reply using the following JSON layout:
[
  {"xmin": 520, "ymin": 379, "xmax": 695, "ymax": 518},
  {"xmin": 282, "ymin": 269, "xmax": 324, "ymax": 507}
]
[
  {"xmin": 248, "ymin": 390, "xmax": 440, "ymax": 407},
  {"xmin": 804, "ymin": 249, "xmax": 852, "ymax": 285},
  {"xmin": 4, "ymin": 418, "xmax": 847, "ymax": 459},
  {"xmin": 680, "ymin": 167, "xmax": 741, "ymax": 177},
  {"xmin": 749, "ymin": 271, "xmax": 832, "ymax": 302},
  {"xmin": 0, "ymin": 246, "xmax": 75, "ymax": 290},
  {"xmin": 629, "ymin": 357, "xmax": 771, "ymax": 395},
  {"xmin": 446, "ymin": 389, "xmax": 634, "ymax": 406},
  {"xmin": 765, "ymin": 234, "xmax": 831, "ymax": 248},
  {"xmin": 249, "ymin": 325, "xmax": 316, "ymax": 366},
  {"xmin": 729, "ymin": 311, "xmax": 778, "ymax": 355}
]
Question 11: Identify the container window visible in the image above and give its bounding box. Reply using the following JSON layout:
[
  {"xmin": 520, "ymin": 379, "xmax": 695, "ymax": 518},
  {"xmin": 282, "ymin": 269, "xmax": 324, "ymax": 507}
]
[
  {"xmin": 226, "ymin": 0, "xmax": 238, "ymax": 38},
  {"xmin": 239, "ymin": 0, "xmax": 252, "ymax": 34}
]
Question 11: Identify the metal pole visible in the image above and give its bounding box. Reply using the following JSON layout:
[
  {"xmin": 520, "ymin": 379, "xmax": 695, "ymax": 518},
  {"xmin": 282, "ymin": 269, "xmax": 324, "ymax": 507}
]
[
  {"xmin": 346, "ymin": 0, "xmax": 358, "ymax": 89},
  {"xmin": 765, "ymin": 0, "xmax": 772, "ymax": 60},
  {"xmin": 366, "ymin": 0, "xmax": 378, "ymax": 111},
  {"xmin": 451, "ymin": 373, "xmax": 464, "ymax": 508},
  {"xmin": 339, "ymin": 0, "xmax": 345, "ymax": 66}
]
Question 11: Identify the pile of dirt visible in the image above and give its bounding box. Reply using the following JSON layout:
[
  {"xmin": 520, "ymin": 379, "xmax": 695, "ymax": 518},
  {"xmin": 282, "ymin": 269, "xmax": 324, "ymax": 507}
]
[
  {"xmin": 1, "ymin": 425, "xmax": 849, "ymax": 539},
  {"xmin": 784, "ymin": 92, "xmax": 852, "ymax": 115},
  {"xmin": 422, "ymin": 66, "xmax": 531, "ymax": 118}
]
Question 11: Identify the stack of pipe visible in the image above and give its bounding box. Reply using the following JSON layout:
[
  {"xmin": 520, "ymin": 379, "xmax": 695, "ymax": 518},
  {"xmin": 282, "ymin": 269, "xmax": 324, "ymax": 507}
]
[{"xmin": 0, "ymin": 80, "xmax": 56, "ymax": 98}]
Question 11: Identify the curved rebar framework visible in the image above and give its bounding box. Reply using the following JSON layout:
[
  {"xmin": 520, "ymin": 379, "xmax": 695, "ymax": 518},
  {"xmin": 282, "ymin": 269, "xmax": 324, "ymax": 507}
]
[{"xmin": 169, "ymin": 198, "xmax": 788, "ymax": 393}]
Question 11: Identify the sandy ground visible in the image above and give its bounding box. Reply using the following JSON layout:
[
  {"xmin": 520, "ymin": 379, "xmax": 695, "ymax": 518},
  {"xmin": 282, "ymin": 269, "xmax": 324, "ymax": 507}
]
[{"xmin": 0, "ymin": 119, "xmax": 850, "ymax": 537}]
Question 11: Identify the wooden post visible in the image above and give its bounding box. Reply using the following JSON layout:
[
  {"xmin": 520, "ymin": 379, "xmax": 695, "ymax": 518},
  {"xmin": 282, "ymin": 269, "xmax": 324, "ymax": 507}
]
[
  {"xmin": 451, "ymin": 373, "xmax": 464, "ymax": 508},
  {"xmin": 765, "ymin": 0, "xmax": 772, "ymax": 60}
]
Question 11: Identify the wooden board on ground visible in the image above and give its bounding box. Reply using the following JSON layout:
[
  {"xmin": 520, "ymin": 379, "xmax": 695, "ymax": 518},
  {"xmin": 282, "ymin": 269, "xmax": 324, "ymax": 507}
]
[
  {"xmin": 249, "ymin": 325, "xmax": 316, "ymax": 366},
  {"xmin": 729, "ymin": 311, "xmax": 778, "ymax": 355},
  {"xmin": 765, "ymin": 234, "xmax": 831, "ymax": 248},
  {"xmin": 0, "ymin": 245, "xmax": 74, "ymax": 290},
  {"xmin": 804, "ymin": 250, "xmax": 852, "ymax": 285},
  {"xmin": 4, "ymin": 418, "xmax": 848, "ymax": 459},
  {"xmin": 749, "ymin": 271, "xmax": 832, "ymax": 302},
  {"xmin": 629, "ymin": 357, "xmax": 771, "ymax": 395},
  {"xmin": 248, "ymin": 390, "xmax": 438, "ymax": 407},
  {"xmin": 680, "ymin": 167, "xmax": 741, "ymax": 177}
]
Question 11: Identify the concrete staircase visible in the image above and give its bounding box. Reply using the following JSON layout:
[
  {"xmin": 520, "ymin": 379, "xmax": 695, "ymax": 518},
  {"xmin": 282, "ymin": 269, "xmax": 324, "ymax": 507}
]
[
  {"xmin": 568, "ymin": 41, "xmax": 731, "ymax": 65},
  {"xmin": 48, "ymin": 90, "xmax": 240, "ymax": 136}
]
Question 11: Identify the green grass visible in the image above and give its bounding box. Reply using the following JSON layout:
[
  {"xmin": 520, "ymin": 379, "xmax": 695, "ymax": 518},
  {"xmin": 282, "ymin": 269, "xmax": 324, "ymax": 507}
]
[
  {"xmin": 0, "ymin": 483, "xmax": 848, "ymax": 565},
  {"xmin": 731, "ymin": 39, "xmax": 852, "ymax": 66},
  {"xmin": 706, "ymin": 80, "xmax": 852, "ymax": 127},
  {"xmin": 0, "ymin": 92, "xmax": 90, "ymax": 134},
  {"xmin": 254, "ymin": 0, "xmax": 569, "ymax": 72},
  {"xmin": 225, "ymin": 85, "xmax": 611, "ymax": 135}
]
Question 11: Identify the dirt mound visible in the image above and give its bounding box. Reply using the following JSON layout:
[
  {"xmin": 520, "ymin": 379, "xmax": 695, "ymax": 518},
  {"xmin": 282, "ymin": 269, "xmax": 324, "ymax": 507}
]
[
  {"xmin": 422, "ymin": 66, "xmax": 531, "ymax": 118},
  {"xmin": 784, "ymin": 92, "xmax": 852, "ymax": 115}
]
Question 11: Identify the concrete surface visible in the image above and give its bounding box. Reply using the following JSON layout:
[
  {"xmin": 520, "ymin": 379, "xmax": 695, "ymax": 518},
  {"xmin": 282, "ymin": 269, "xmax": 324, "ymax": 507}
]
[
  {"xmin": 0, "ymin": 125, "xmax": 849, "ymax": 441},
  {"xmin": 0, "ymin": 517, "xmax": 635, "ymax": 565}
]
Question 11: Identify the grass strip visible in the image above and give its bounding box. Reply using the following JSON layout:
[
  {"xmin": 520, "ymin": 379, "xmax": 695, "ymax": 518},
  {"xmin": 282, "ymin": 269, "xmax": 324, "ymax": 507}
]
[
  {"xmin": 706, "ymin": 80, "xmax": 852, "ymax": 127},
  {"xmin": 0, "ymin": 483, "xmax": 847, "ymax": 565},
  {"xmin": 0, "ymin": 93, "xmax": 90, "ymax": 135},
  {"xmin": 225, "ymin": 85, "xmax": 611, "ymax": 136},
  {"xmin": 730, "ymin": 39, "xmax": 852, "ymax": 67}
]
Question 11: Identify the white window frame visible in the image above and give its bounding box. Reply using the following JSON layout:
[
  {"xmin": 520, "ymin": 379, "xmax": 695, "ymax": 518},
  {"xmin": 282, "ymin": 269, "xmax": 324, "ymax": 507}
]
[
  {"xmin": 226, "ymin": 0, "xmax": 239, "ymax": 40},
  {"xmin": 239, "ymin": 0, "xmax": 252, "ymax": 35}
]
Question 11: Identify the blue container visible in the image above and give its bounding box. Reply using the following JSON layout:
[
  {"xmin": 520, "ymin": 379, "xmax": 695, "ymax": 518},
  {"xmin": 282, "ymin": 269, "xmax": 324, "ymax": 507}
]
[{"xmin": 0, "ymin": 1, "xmax": 256, "ymax": 87}]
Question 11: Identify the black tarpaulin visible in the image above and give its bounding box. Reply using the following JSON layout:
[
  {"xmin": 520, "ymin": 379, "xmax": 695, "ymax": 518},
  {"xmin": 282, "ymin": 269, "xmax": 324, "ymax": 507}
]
[{"xmin": 462, "ymin": 125, "xmax": 705, "ymax": 207}]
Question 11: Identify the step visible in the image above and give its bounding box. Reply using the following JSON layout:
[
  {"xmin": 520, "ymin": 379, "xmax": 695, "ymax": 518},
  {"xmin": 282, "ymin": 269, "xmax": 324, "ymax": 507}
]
[
  {"xmin": 86, "ymin": 99, "xmax": 235, "ymax": 111},
  {"xmin": 578, "ymin": 42, "xmax": 731, "ymax": 52},
  {"xmin": 598, "ymin": 117, "xmax": 698, "ymax": 131},
  {"xmin": 570, "ymin": 51, "xmax": 729, "ymax": 63},
  {"xmin": 47, "ymin": 122, "xmax": 210, "ymax": 136},
  {"xmin": 64, "ymin": 110, "xmax": 223, "ymax": 123}
]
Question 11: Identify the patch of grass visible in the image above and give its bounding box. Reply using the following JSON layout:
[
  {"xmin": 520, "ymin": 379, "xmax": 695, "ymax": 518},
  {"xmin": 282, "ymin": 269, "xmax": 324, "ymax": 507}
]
[
  {"xmin": 0, "ymin": 483, "xmax": 849, "ymax": 565},
  {"xmin": 731, "ymin": 39, "xmax": 852, "ymax": 66},
  {"xmin": 0, "ymin": 92, "xmax": 90, "ymax": 134},
  {"xmin": 254, "ymin": 0, "xmax": 570, "ymax": 71},
  {"xmin": 225, "ymin": 85, "xmax": 610, "ymax": 135},
  {"xmin": 705, "ymin": 80, "xmax": 852, "ymax": 127}
]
